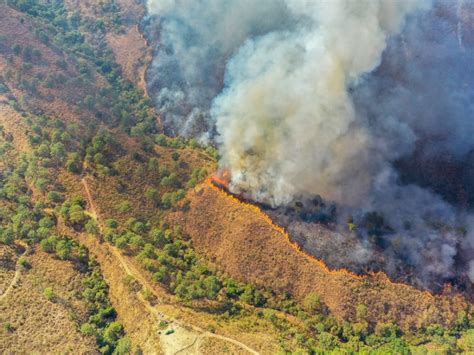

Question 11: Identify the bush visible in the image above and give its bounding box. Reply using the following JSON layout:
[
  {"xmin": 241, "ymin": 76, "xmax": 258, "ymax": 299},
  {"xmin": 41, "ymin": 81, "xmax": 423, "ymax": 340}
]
[
  {"xmin": 66, "ymin": 153, "xmax": 82, "ymax": 173},
  {"xmin": 145, "ymin": 187, "xmax": 159, "ymax": 205},
  {"xmin": 114, "ymin": 337, "xmax": 131, "ymax": 354},
  {"xmin": 171, "ymin": 152, "xmax": 180, "ymax": 161},
  {"xmin": 68, "ymin": 204, "xmax": 88, "ymax": 227},
  {"xmin": 47, "ymin": 191, "xmax": 62, "ymax": 203},
  {"xmin": 12, "ymin": 44, "xmax": 22, "ymax": 55},
  {"xmin": 147, "ymin": 157, "xmax": 159, "ymax": 173},
  {"xmin": 115, "ymin": 236, "xmax": 128, "ymax": 249},
  {"xmin": 160, "ymin": 173, "xmax": 179, "ymax": 188},
  {"xmin": 155, "ymin": 134, "xmax": 168, "ymax": 146},
  {"xmin": 4, "ymin": 322, "xmax": 14, "ymax": 333},
  {"xmin": 318, "ymin": 332, "xmax": 339, "ymax": 350},
  {"xmin": 80, "ymin": 323, "xmax": 96, "ymax": 336},
  {"xmin": 85, "ymin": 219, "xmax": 99, "ymax": 235},
  {"xmin": 458, "ymin": 329, "xmax": 474, "ymax": 352},
  {"xmin": 18, "ymin": 256, "xmax": 30, "ymax": 269},
  {"xmin": 356, "ymin": 304, "xmax": 367, "ymax": 321},
  {"xmin": 302, "ymin": 292, "xmax": 323, "ymax": 314},
  {"xmin": 105, "ymin": 219, "xmax": 118, "ymax": 229},
  {"xmin": 43, "ymin": 287, "xmax": 55, "ymax": 301},
  {"xmin": 55, "ymin": 239, "xmax": 73, "ymax": 260},
  {"xmin": 41, "ymin": 235, "xmax": 59, "ymax": 253},
  {"xmin": 102, "ymin": 321, "xmax": 124, "ymax": 346},
  {"xmin": 0, "ymin": 228, "xmax": 15, "ymax": 245},
  {"xmin": 239, "ymin": 284, "xmax": 265, "ymax": 306},
  {"xmin": 117, "ymin": 201, "xmax": 131, "ymax": 213}
]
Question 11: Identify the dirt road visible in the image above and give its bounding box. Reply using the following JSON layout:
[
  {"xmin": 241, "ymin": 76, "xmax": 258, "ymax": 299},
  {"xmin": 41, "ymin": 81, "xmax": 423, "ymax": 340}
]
[
  {"xmin": 0, "ymin": 243, "xmax": 28, "ymax": 303},
  {"xmin": 81, "ymin": 177, "xmax": 259, "ymax": 354}
]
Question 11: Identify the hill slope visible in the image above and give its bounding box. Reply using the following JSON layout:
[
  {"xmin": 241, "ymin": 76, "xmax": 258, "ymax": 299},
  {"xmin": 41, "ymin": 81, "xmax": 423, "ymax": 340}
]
[{"xmin": 0, "ymin": 0, "xmax": 473, "ymax": 354}]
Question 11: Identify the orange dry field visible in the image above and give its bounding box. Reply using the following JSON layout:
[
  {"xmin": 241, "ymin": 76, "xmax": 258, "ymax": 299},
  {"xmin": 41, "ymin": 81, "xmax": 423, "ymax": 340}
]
[
  {"xmin": 180, "ymin": 181, "xmax": 473, "ymax": 331},
  {"xmin": 106, "ymin": 27, "xmax": 150, "ymax": 92},
  {"xmin": 0, "ymin": 245, "xmax": 96, "ymax": 353}
]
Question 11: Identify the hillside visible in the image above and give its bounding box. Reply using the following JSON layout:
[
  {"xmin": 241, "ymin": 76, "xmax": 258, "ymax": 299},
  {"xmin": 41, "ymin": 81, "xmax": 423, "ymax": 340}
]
[
  {"xmin": 0, "ymin": 0, "xmax": 473, "ymax": 354},
  {"xmin": 182, "ymin": 182, "xmax": 470, "ymax": 330}
]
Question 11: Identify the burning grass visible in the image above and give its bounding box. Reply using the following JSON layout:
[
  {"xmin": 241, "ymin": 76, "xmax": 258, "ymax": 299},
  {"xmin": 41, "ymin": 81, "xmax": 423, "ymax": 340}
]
[
  {"xmin": 208, "ymin": 177, "xmax": 435, "ymax": 295},
  {"xmin": 182, "ymin": 177, "xmax": 471, "ymax": 330}
]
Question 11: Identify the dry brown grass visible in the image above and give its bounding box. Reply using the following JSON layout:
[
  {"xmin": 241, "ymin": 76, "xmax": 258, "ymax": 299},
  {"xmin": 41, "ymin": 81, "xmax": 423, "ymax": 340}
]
[
  {"xmin": 0, "ymin": 5, "xmax": 119, "ymax": 129},
  {"xmin": 0, "ymin": 102, "xmax": 29, "ymax": 153},
  {"xmin": 0, "ymin": 245, "xmax": 18, "ymax": 297},
  {"xmin": 179, "ymin": 182, "xmax": 473, "ymax": 332},
  {"xmin": 79, "ymin": 145, "xmax": 216, "ymax": 227},
  {"xmin": 73, "ymin": 232, "xmax": 163, "ymax": 354},
  {"xmin": 199, "ymin": 336, "xmax": 254, "ymax": 354},
  {"xmin": 68, "ymin": 172, "xmax": 283, "ymax": 354},
  {"xmin": 0, "ymin": 247, "xmax": 96, "ymax": 353},
  {"xmin": 106, "ymin": 26, "xmax": 149, "ymax": 92}
]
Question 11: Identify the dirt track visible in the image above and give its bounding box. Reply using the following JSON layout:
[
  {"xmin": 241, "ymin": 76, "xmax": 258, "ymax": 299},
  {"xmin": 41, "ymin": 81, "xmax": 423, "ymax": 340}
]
[
  {"xmin": 81, "ymin": 177, "xmax": 259, "ymax": 354},
  {"xmin": 0, "ymin": 243, "xmax": 28, "ymax": 303}
]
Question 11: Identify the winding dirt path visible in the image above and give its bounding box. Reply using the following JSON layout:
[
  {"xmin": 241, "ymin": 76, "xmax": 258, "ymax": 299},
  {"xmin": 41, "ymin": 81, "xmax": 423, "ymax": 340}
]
[
  {"xmin": 80, "ymin": 177, "xmax": 259, "ymax": 355},
  {"xmin": 0, "ymin": 244, "xmax": 28, "ymax": 302}
]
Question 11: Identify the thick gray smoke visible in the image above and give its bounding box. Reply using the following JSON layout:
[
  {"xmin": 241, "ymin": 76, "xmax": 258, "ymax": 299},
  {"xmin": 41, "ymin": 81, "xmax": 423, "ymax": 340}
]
[
  {"xmin": 146, "ymin": 0, "xmax": 291, "ymax": 138},
  {"xmin": 146, "ymin": 0, "xmax": 474, "ymax": 287}
]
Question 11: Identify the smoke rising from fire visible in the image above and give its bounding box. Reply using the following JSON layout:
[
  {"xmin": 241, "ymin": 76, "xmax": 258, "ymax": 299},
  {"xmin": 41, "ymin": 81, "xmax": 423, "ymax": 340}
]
[{"xmin": 146, "ymin": 0, "xmax": 474, "ymax": 286}]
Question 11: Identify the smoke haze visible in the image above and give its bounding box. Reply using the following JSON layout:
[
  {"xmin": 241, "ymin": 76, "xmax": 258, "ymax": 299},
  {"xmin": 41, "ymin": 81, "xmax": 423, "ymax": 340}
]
[{"xmin": 145, "ymin": 0, "xmax": 474, "ymax": 287}]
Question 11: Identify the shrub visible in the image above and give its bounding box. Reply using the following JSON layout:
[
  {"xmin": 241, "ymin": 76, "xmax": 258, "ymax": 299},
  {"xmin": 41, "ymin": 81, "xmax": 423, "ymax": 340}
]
[
  {"xmin": 114, "ymin": 337, "xmax": 132, "ymax": 354},
  {"xmin": 102, "ymin": 321, "xmax": 124, "ymax": 346},
  {"xmin": 18, "ymin": 256, "xmax": 30, "ymax": 269},
  {"xmin": 68, "ymin": 204, "xmax": 88, "ymax": 227},
  {"xmin": 302, "ymin": 292, "xmax": 323, "ymax": 314},
  {"xmin": 155, "ymin": 134, "xmax": 168, "ymax": 146},
  {"xmin": 12, "ymin": 44, "xmax": 22, "ymax": 55},
  {"xmin": 117, "ymin": 201, "xmax": 131, "ymax": 213},
  {"xmin": 171, "ymin": 152, "xmax": 180, "ymax": 161},
  {"xmin": 43, "ymin": 287, "xmax": 55, "ymax": 301},
  {"xmin": 105, "ymin": 219, "xmax": 118, "ymax": 229},
  {"xmin": 66, "ymin": 153, "xmax": 82, "ymax": 173},
  {"xmin": 145, "ymin": 187, "xmax": 159, "ymax": 205},
  {"xmin": 318, "ymin": 332, "xmax": 339, "ymax": 350},
  {"xmin": 47, "ymin": 191, "xmax": 62, "ymax": 203},
  {"xmin": 85, "ymin": 219, "xmax": 99, "ymax": 235},
  {"xmin": 41, "ymin": 235, "xmax": 59, "ymax": 253},
  {"xmin": 458, "ymin": 329, "xmax": 474, "ymax": 352},
  {"xmin": 353, "ymin": 304, "xmax": 367, "ymax": 320},
  {"xmin": 55, "ymin": 239, "xmax": 73, "ymax": 260},
  {"xmin": 4, "ymin": 322, "xmax": 14, "ymax": 332},
  {"xmin": 115, "ymin": 236, "xmax": 128, "ymax": 249},
  {"xmin": 147, "ymin": 157, "xmax": 159, "ymax": 173},
  {"xmin": 160, "ymin": 173, "xmax": 179, "ymax": 188},
  {"xmin": 240, "ymin": 284, "xmax": 265, "ymax": 306},
  {"xmin": 0, "ymin": 228, "xmax": 15, "ymax": 245},
  {"xmin": 80, "ymin": 323, "xmax": 96, "ymax": 336}
]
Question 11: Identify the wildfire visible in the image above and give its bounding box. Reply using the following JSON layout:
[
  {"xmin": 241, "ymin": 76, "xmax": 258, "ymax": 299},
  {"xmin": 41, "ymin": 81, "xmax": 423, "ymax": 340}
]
[
  {"xmin": 211, "ymin": 169, "xmax": 231, "ymax": 190},
  {"xmin": 206, "ymin": 176, "xmax": 435, "ymax": 298}
]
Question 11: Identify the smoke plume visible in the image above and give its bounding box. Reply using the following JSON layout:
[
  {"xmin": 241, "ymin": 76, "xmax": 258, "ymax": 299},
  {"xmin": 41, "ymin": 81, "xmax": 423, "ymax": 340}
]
[{"xmin": 145, "ymin": 0, "xmax": 474, "ymax": 288}]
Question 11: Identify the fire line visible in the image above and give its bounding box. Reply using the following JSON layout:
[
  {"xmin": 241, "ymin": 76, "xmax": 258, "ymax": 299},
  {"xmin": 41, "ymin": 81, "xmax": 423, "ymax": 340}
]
[{"xmin": 206, "ymin": 177, "xmax": 436, "ymax": 298}]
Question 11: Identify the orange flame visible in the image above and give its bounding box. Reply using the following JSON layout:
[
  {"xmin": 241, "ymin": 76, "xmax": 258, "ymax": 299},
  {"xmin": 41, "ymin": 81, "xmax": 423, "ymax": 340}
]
[
  {"xmin": 211, "ymin": 169, "xmax": 231, "ymax": 189},
  {"xmin": 206, "ymin": 177, "xmax": 436, "ymax": 298}
]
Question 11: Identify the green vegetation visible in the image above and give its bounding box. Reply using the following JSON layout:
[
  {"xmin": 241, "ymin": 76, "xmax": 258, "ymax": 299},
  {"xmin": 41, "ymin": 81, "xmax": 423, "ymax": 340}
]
[
  {"xmin": 43, "ymin": 287, "xmax": 55, "ymax": 302},
  {"xmin": 0, "ymin": 96, "xmax": 127, "ymax": 355},
  {"xmin": 60, "ymin": 197, "xmax": 90, "ymax": 230},
  {"xmin": 81, "ymin": 259, "xmax": 127, "ymax": 354}
]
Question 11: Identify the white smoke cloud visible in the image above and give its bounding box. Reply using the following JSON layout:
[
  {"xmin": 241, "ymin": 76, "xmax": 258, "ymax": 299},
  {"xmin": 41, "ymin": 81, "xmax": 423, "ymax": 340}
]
[
  {"xmin": 146, "ymin": 0, "xmax": 290, "ymax": 138},
  {"xmin": 213, "ymin": 0, "xmax": 430, "ymax": 206},
  {"xmin": 145, "ymin": 0, "xmax": 474, "ymax": 287}
]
